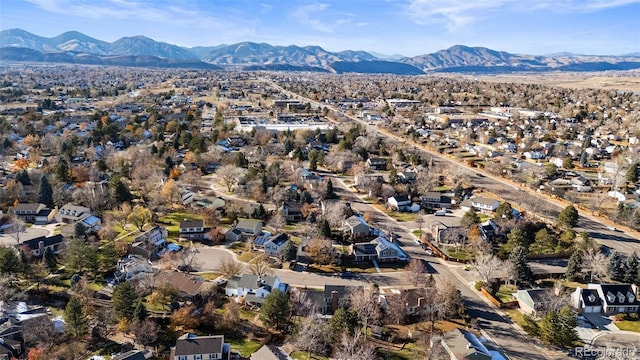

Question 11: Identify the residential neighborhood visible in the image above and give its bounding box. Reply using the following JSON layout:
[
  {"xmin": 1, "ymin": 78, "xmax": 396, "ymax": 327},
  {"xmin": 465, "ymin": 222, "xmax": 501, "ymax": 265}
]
[{"xmin": 0, "ymin": 63, "xmax": 640, "ymax": 360}]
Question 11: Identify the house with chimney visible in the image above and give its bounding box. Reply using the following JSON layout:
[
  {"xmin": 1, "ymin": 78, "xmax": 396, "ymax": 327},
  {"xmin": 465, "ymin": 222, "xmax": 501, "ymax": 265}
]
[
  {"xmin": 179, "ymin": 219, "xmax": 206, "ymax": 241},
  {"xmin": 18, "ymin": 234, "xmax": 64, "ymax": 258},
  {"xmin": 572, "ymin": 284, "xmax": 639, "ymax": 314},
  {"xmin": 225, "ymin": 274, "xmax": 288, "ymax": 305},
  {"xmin": 169, "ymin": 333, "xmax": 230, "ymax": 360},
  {"xmin": 13, "ymin": 203, "xmax": 51, "ymax": 224},
  {"xmin": 322, "ymin": 285, "xmax": 360, "ymax": 315},
  {"xmin": 130, "ymin": 226, "xmax": 168, "ymax": 260}
]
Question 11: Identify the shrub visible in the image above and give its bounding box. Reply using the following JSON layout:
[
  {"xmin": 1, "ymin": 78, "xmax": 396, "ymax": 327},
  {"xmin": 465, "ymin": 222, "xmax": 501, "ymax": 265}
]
[{"xmin": 474, "ymin": 281, "xmax": 485, "ymax": 291}]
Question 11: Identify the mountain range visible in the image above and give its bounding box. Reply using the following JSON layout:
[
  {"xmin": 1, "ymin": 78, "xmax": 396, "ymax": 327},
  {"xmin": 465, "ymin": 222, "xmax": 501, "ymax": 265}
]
[{"xmin": 2, "ymin": 28, "xmax": 640, "ymax": 74}]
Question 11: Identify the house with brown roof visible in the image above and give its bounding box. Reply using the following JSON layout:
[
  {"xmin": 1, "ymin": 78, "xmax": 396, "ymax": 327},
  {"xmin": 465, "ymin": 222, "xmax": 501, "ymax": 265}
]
[
  {"xmin": 154, "ymin": 272, "xmax": 206, "ymax": 299},
  {"xmin": 169, "ymin": 333, "xmax": 230, "ymax": 360}
]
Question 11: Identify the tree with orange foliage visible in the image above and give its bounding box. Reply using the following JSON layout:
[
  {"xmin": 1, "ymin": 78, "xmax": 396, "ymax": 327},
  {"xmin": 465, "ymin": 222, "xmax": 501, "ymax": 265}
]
[
  {"xmin": 169, "ymin": 167, "xmax": 180, "ymax": 180},
  {"xmin": 13, "ymin": 158, "xmax": 29, "ymax": 170},
  {"xmin": 22, "ymin": 134, "xmax": 40, "ymax": 147},
  {"xmin": 27, "ymin": 348, "xmax": 45, "ymax": 360},
  {"xmin": 170, "ymin": 304, "xmax": 200, "ymax": 331}
]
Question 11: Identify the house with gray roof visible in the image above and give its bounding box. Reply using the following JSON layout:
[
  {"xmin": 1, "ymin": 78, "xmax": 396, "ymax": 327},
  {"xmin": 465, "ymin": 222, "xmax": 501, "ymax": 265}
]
[
  {"xmin": 169, "ymin": 333, "xmax": 230, "ymax": 360},
  {"xmin": 13, "ymin": 203, "xmax": 50, "ymax": 223},
  {"xmin": 179, "ymin": 219, "xmax": 206, "ymax": 241},
  {"xmin": 225, "ymin": 274, "xmax": 287, "ymax": 305},
  {"xmin": 55, "ymin": 204, "xmax": 92, "ymax": 224},
  {"xmin": 343, "ymin": 215, "xmax": 371, "ymax": 239},
  {"xmin": 587, "ymin": 283, "xmax": 639, "ymax": 314},
  {"xmin": 235, "ymin": 218, "xmax": 263, "ymax": 236},
  {"xmin": 441, "ymin": 328, "xmax": 502, "ymax": 360},
  {"xmin": 254, "ymin": 233, "xmax": 290, "ymax": 258},
  {"xmin": 513, "ymin": 289, "xmax": 554, "ymax": 316}
]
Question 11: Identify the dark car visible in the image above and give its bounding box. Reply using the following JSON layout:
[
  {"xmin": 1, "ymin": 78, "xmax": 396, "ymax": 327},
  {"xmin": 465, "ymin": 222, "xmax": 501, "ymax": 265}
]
[{"xmin": 340, "ymin": 272, "xmax": 358, "ymax": 279}]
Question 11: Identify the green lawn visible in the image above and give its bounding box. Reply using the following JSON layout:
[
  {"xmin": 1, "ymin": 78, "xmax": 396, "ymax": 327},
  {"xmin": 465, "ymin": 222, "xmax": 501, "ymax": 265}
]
[
  {"xmin": 615, "ymin": 314, "xmax": 640, "ymax": 332},
  {"xmin": 238, "ymin": 252, "xmax": 259, "ymax": 263},
  {"xmin": 290, "ymin": 352, "xmax": 329, "ymax": 360},
  {"xmin": 478, "ymin": 213, "xmax": 492, "ymax": 222},
  {"xmin": 158, "ymin": 211, "xmax": 203, "ymax": 239},
  {"xmin": 382, "ymin": 342, "xmax": 424, "ymax": 360},
  {"xmin": 502, "ymin": 309, "xmax": 527, "ymax": 327},
  {"xmin": 412, "ymin": 230, "xmax": 422, "ymax": 236},
  {"xmin": 496, "ymin": 285, "xmax": 517, "ymax": 303},
  {"xmin": 446, "ymin": 248, "xmax": 475, "ymax": 261},
  {"xmin": 228, "ymin": 338, "xmax": 263, "ymax": 357},
  {"xmin": 229, "ymin": 242, "xmax": 247, "ymax": 253}
]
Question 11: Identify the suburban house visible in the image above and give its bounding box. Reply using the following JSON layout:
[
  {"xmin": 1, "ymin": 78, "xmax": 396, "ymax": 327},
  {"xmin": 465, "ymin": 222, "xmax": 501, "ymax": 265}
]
[
  {"xmin": 250, "ymin": 345, "xmax": 293, "ymax": 360},
  {"xmin": 225, "ymin": 274, "xmax": 288, "ymax": 305},
  {"xmin": 513, "ymin": 289, "xmax": 553, "ymax": 316},
  {"xmin": 154, "ymin": 272, "xmax": 206, "ymax": 299},
  {"xmin": 253, "ymin": 233, "xmax": 290, "ymax": 258},
  {"xmin": 282, "ymin": 201, "xmax": 303, "ymax": 222},
  {"xmin": 470, "ymin": 197, "xmax": 500, "ymax": 213},
  {"xmin": 234, "ymin": 218, "xmax": 263, "ymax": 236},
  {"xmin": 224, "ymin": 228, "xmax": 243, "ymax": 242},
  {"xmin": 322, "ymin": 285, "xmax": 359, "ymax": 315},
  {"xmin": 366, "ymin": 157, "xmax": 387, "ymax": 170},
  {"xmin": 343, "ymin": 215, "xmax": 371, "ymax": 239},
  {"xmin": 111, "ymin": 350, "xmax": 149, "ymax": 360},
  {"xmin": 441, "ymin": 329, "xmax": 495, "ymax": 360},
  {"xmin": 169, "ymin": 333, "xmax": 230, "ymax": 360},
  {"xmin": 18, "ymin": 234, "xmax": 64, "ymax": 258},
  {"xmin": 0, "ymin": 338, "xmax": 23, "ymax": 360},
  {"xmin": 130, "ymin": 226, "xmax": 167, "ymax": 260},
  {"xmin": 387, "ymin": 195, "xmax": 412, "ymax": 211},
  {"xmin": 55, "ymin": 204, "xmax": 92, "ymax": 224},
  {"xmin": 398, "ymin": 171, "xmax": 417, "ymax": 183},
  {"xmin": 350, "ymin": 243, "xmax": 378, "ymax": 262},
  {"xmin": 380, "ymin": 288, "xmax": 430, "ymax": 316},
  {"xmin": 571, "ymin": 288, "xmax": 603, "ymax": 314},
  {"xmin": 13, "ymin": 203, "xmax": 50, "ymax": 223},
  {"xmin": 572, "ymin": 284, "xmax": 640, "ymax": 314},
  {"xmin": 372, "ymin": 236, "xmax": 410, "ymax": 262},
  {"xmin": 179, "ymin": 219, "xmax": 206, "ymax": 241},
  {"xmin": 421, "ymin": 192, "xmax": 453, "ymax": 210},
  {"xmin": 296, "ymin": 237, "xmax": 335, "ymax": 264}
]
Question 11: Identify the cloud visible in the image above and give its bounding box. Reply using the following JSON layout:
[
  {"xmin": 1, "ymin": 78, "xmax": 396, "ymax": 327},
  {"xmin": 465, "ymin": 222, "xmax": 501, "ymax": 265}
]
[
  {"xmin": 404, "ymin": 0, "xmax": 640, "ymax": 30},
  {"xmin": 290, "ymin": 3, "xmax": 351, "ymax": 33}
]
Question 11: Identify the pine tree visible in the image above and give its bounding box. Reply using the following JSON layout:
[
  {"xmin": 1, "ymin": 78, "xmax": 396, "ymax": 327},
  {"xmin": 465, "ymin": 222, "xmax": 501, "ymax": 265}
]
[
  {"xmin": 113, "ymin": 282, "xmax": 138, "ymax": 321},
  {"xmin": 623, "ymin": 252, "xmax": 639, "ymax": 283},
  {"xmin": 133, "ymin": 299, "xmax": 148, "ymax": 322},
  {"xmin": 557, "ymin": 205, "xmax": 579, "ymax": 229},
  {"xmin": 320, "ymin": 220, "xmax": 331, "ymax": 238},
  {"xmin": 64, "ymin": 297, "xmax": 88, "ymax": 336},
  {"xmin": 37, "ymin": 175, "xmax": 53, "ymax": 208},
  {"xmin": 259, "ymin": 290, "xmax": 292, "ymax": 333},
  {"xmin": 43, "ymin": 247, "xmax": 56, "ymax": 271},
  {"xmin": 607, "ymin": 250, "xmax": 624, "ymax": 281},
  {"xmin": 509, "ymin": 245, "xmax": 533, "ymax": 286},
  {"xmin": 565, "ymin": 251, "xmax": 582, "ymax": 281},
  {"xmin": 325, "ymin": 179, "xmax": 337, "ymax": 199}
]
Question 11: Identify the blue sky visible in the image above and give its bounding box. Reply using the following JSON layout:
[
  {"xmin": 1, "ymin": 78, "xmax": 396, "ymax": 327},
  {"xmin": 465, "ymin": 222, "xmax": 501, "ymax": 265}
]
[{"xmin": 1, "ymin": 0, "xmax": 639, "ymax": 56}]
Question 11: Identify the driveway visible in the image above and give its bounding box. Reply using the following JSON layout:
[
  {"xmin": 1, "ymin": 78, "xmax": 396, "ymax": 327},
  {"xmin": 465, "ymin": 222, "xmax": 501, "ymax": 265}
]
[{"xmin": 584, "ymin": 313, "xmax": 619, "ymax": 332}]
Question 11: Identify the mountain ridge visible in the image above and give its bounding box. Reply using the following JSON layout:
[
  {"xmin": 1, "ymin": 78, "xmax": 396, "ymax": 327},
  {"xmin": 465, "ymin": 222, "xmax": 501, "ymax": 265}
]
[{"xmin": 1, "ymin": 28, "xmax": 640, "ymax": 74}]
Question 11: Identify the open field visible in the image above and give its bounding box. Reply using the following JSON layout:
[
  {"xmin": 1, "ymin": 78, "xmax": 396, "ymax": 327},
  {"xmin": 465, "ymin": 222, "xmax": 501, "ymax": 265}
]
[{"xmin": 457, "ymin": 70, "xmax": 640, "ymax": 91}]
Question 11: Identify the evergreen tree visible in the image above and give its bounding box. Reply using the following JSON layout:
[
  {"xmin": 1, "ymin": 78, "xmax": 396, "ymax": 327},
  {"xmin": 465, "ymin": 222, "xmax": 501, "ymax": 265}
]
[
  {"xmin": 65, "ymin": 238, "xmax": 97, "ymax": 274},
  {"xmin": 38, "ymin": 175, "xmax": 54, "ymax": 208},
  {"xmin": 509, "ymin": 245, "xmax": 533, "ymax": 286},
  {"xmin": 325, "ymin": 179, "xmax": 337, "ymax": 199},
  {"xmin": 306, "ymin": 212, "xmax": 316, "ymax": 224},
  {"xmin": 0, "ymin": 246, "xmax": 23, "ymax": 274},
  {"xmin": 460, "ymin": 209, "xmax": 480, "ymax": 229},
  {"xmin": 16, "ymin": 170, "xmax": 30, "ymax": 186},
  {"xmin": 607, "ymin": 250, "xmax": 624, "ymax": 281},
  {"xmin": 495, "ymin": 201, "xmax": 513, "ymax": 219},
  {"xmin": 110, "ymin": 177, "xmax": 133, "ymax": 203},
  {"xmin": 55, "ymin": 159, "xmax": 71, "ymax": 183},
  {"xmin": 113, "ymin": 282, "xmax": 138, "ymax": 321},
  {"xmin": 565, "ymin": 251, "xmax": 582, "ymax": 281},
  {"xmin": 557, "ymin": 205, "xmax": 579, "ymax": 229},
  {"xmin": 623, "ymin": 252, "xmax": 639, "ymax": 283},
  {"xmin": 328, "ymin": 307, "xmax": 360, "ymax": 343},
  {"xmin": 64, "ymin": 297, "xmax": 88, "ymax": 336},
  {"xmin": 133, "ymin": 299, "xmax": 148, "ymax": 322},
  {"xmin": 320, "ymin": 220, "xmax": 331, "ymax": 238},
  {"xmin": 626, "ymin": 163, "xmax": 638, "ymax": 183},
  {"xmin": 43, "ymin": 247, "xmax": 56, "ymax": 271},
  {"xmin": 259, "ymin": 290, "xmax": 292, "ymax": 333},
  {"xmin": 308, "ymin": 149, "xmax": 318, "ymax": 171},
  {"xmin": 539, "ymin": 306, "xmax": 578, "ymax": 347}
]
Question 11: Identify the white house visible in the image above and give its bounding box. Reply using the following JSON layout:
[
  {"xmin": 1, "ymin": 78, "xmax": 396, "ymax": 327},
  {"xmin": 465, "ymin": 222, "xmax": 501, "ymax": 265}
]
[
  {"xmin": 471, "ymin": 197, "xmax": 500, "ymax": 213},
  {"xmin": 387, "ymin": 195, "xmax": 412, "ymax": 211},
  {"xmin": 225, "ymin": 274, "xmax": 288, "ymax": 305}
]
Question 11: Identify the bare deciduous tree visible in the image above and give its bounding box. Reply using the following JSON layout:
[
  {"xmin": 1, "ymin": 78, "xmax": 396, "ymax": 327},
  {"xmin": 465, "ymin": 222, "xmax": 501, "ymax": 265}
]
[
  {"xmin": 472, "ymin": 253, "xmax": 504, "ymax": 284},
  {"xmin": 581, "ymin": 247, "xmax": 608, "ymax": 282},
  {"xmin": 216, "ymin": 164, "xmax": 245, "ymax": 193},
  {"xmin": 405, "ymin": 259, "xmax": 428, "ymax": 287},
  {"xmin": 333, "ymin": 331, "xmax": 378, "ymax": 360},
  {"xmin": 250, "ymin": 254, "xmax": 273, "ymax": 276},
  {"xmin": 219, "ymin": 257, "xmax": 243, "ymax": 279},
  {"xmin": 294, "ymin": 316, "xmax": 329, "ymax": 358},
  {"xmin": 348, "ymin": 286, "xmax": 381, "ymax": 338}
]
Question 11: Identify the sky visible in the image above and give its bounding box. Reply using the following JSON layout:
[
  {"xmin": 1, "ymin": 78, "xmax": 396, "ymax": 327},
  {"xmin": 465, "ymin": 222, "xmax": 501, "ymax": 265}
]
[{"xmin": 1, "ymin": 0, "xmax": 639, "ymax": 57}]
